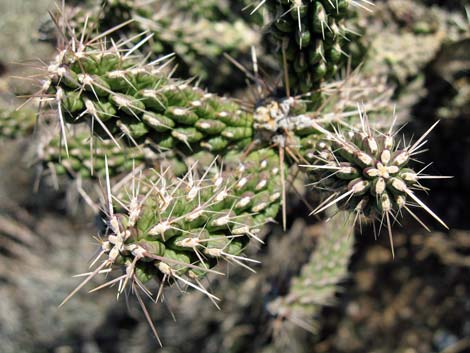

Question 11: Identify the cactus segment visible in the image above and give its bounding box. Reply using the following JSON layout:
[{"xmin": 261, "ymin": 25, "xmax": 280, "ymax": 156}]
[
  {"xmin": 0, "ymin": 108, "xmax": 37, "ymax": 140},
  {"xmin": 39, "ymin": 131, "xmax": 148, "ymax": 178},
  {"xmin": 59, "ymin": 147, "xmax": 284, "ymax": 342},
  {"xmin": 304, "ymin": 112, "xmax": 449, "ymax": 255},
  {"xmin": 263, "ymin": 0, "xmax": 370, "ymax": 94},
  {"xmin": 62, "ymin": 148, "xmax": 284, "ymax": 309},
  {"xmin": 267, "ymin": 212, "xmax": 354, "ymax": 337},
  {"xmin": 42, "ymin": 43, "xmax": 255, "ymax": 156}
]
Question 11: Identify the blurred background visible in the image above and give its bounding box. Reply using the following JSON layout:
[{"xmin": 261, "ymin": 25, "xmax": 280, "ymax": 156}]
[{"xmin": 0, "ymin": 1, "xmax": 469, "ymax": 352}]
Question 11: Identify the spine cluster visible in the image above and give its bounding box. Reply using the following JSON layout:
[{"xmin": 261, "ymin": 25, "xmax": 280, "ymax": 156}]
[{"xmin": 305, "ymin": 115, "xmax": 448, "ymax": 256}]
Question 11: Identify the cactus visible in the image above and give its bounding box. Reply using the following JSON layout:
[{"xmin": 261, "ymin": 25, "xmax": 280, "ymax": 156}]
[
  {"xmin": 13, "ymin": 0, "xmax": 453, "ymax": 347},
  {"xmin": 39, "ymin": 33, "xmax": 392, "ymax": 170},
  {"xmin": 39, "ymin": 131, "xmax": 147, "ymax": 178},
  {"xmin": 304, "ymin": 113, "xmax": 449, "ymax": 257},
  {"xmin": 85, "ymin": 147, "xmax": 282, "ymax": 290},
  {"xmin": 60, "ymin": 147, "xmax": 283, "ymax": 342},
  {"xmin": 266, "ymin": 211, "xmax": 354, "ymax": 349},
  {"xmin": 0, "ymin": 108, "xmax": 37, "ymax": 141},
  {"xmin": 49, "ymin": 0, "xmax": 261, "ymax": 92},
  {"xmin": 42, "ymin": 42, "xmax": 255, "ymax": 155},
  {"xmin": 261, "ymin": 0, "xmax": 370, "ymax": 94}
]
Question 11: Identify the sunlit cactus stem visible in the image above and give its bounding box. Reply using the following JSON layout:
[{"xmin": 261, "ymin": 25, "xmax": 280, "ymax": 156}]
[
  {"xmin": 41, "ymin": 41, "xmax": 255, "ymax": 156},
  {"xmin": 60, "ymin": 147, "xmax": 284, "ymax": 342},
  {"xmin": 303, "ymin": 111, "xmax": 450, "ymax": 256}
]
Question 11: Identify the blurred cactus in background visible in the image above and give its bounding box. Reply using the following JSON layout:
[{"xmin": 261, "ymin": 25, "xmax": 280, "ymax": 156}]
[
  {"xmin": 0, "ymin": 0, "xmax": 468, "ymax": 352},
  {"xmin": 0, "ymin": 108, "xmax": 37, "ymax": 140},
  {"xmin": 263, "ymin": 0, "xmax": 368, "ymax": 94}
]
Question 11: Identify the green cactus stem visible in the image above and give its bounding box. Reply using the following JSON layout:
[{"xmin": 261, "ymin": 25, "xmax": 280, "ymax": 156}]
[
  {"xmin": 39, "ymin": 131, "xmax": 148, "ymax": 178},
  {"xmin": 41, "ymin": 43, "xmax": 255, "ymax": 156},
  {"xmin": 262, "ymin": 0, "xmax": 370, "ymax": 94},
  {"xmin": 266, "ymin": 211, "xmax": 354, "ymax": 342},
  {"xmin": 60, "ymin": 147, "xmax": 284, "ymax": 342},
  {"xmin": 303, "ymin": 112, "xmax": 450, "ymax": 256},
  {"xmin": 0, "ymin": 108, "xmax": 37, "ymax": 141}
]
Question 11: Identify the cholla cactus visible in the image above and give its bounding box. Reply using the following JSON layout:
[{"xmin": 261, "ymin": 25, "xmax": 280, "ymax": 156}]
[
  {"xmin": 61, "ymin": 147, "xmax": 283, "ymax": 342},
  {"xmin": 100, "ymin": 148, "xmax": 281, "ymax": 284},
  {"xmin": 21, "ymin": 0, "xmax": 452, "ymax": 346},
  {"xmin": 52, "ymin": 0, "xmax": 260, "ymax": 91},
  {"xmin": 304, "ymin": 112, "xmax": 449, "ymax": 256},
  {"xmin": 0, "ymin": 108, "xmax": 37, "ymax": 140},
  {"xmin": 41, "ymin": 42, "xmax": 254, "ymax": 156},
  {"xmin": 266, "ymin": 212, "xmax": 354, "ymax": 348},
  {"xmin": 260, "ymin": 0, "xmax": 371, "ymax": 94},
  {"xmin": 39, "ymin": 131, "xmax": 146, "ymax": 178}
]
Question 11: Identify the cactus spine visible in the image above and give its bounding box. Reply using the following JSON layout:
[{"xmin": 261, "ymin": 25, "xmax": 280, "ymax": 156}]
[{"xmin": 43, "ymin": 44, "xmax": 254, "ymax": 154}]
